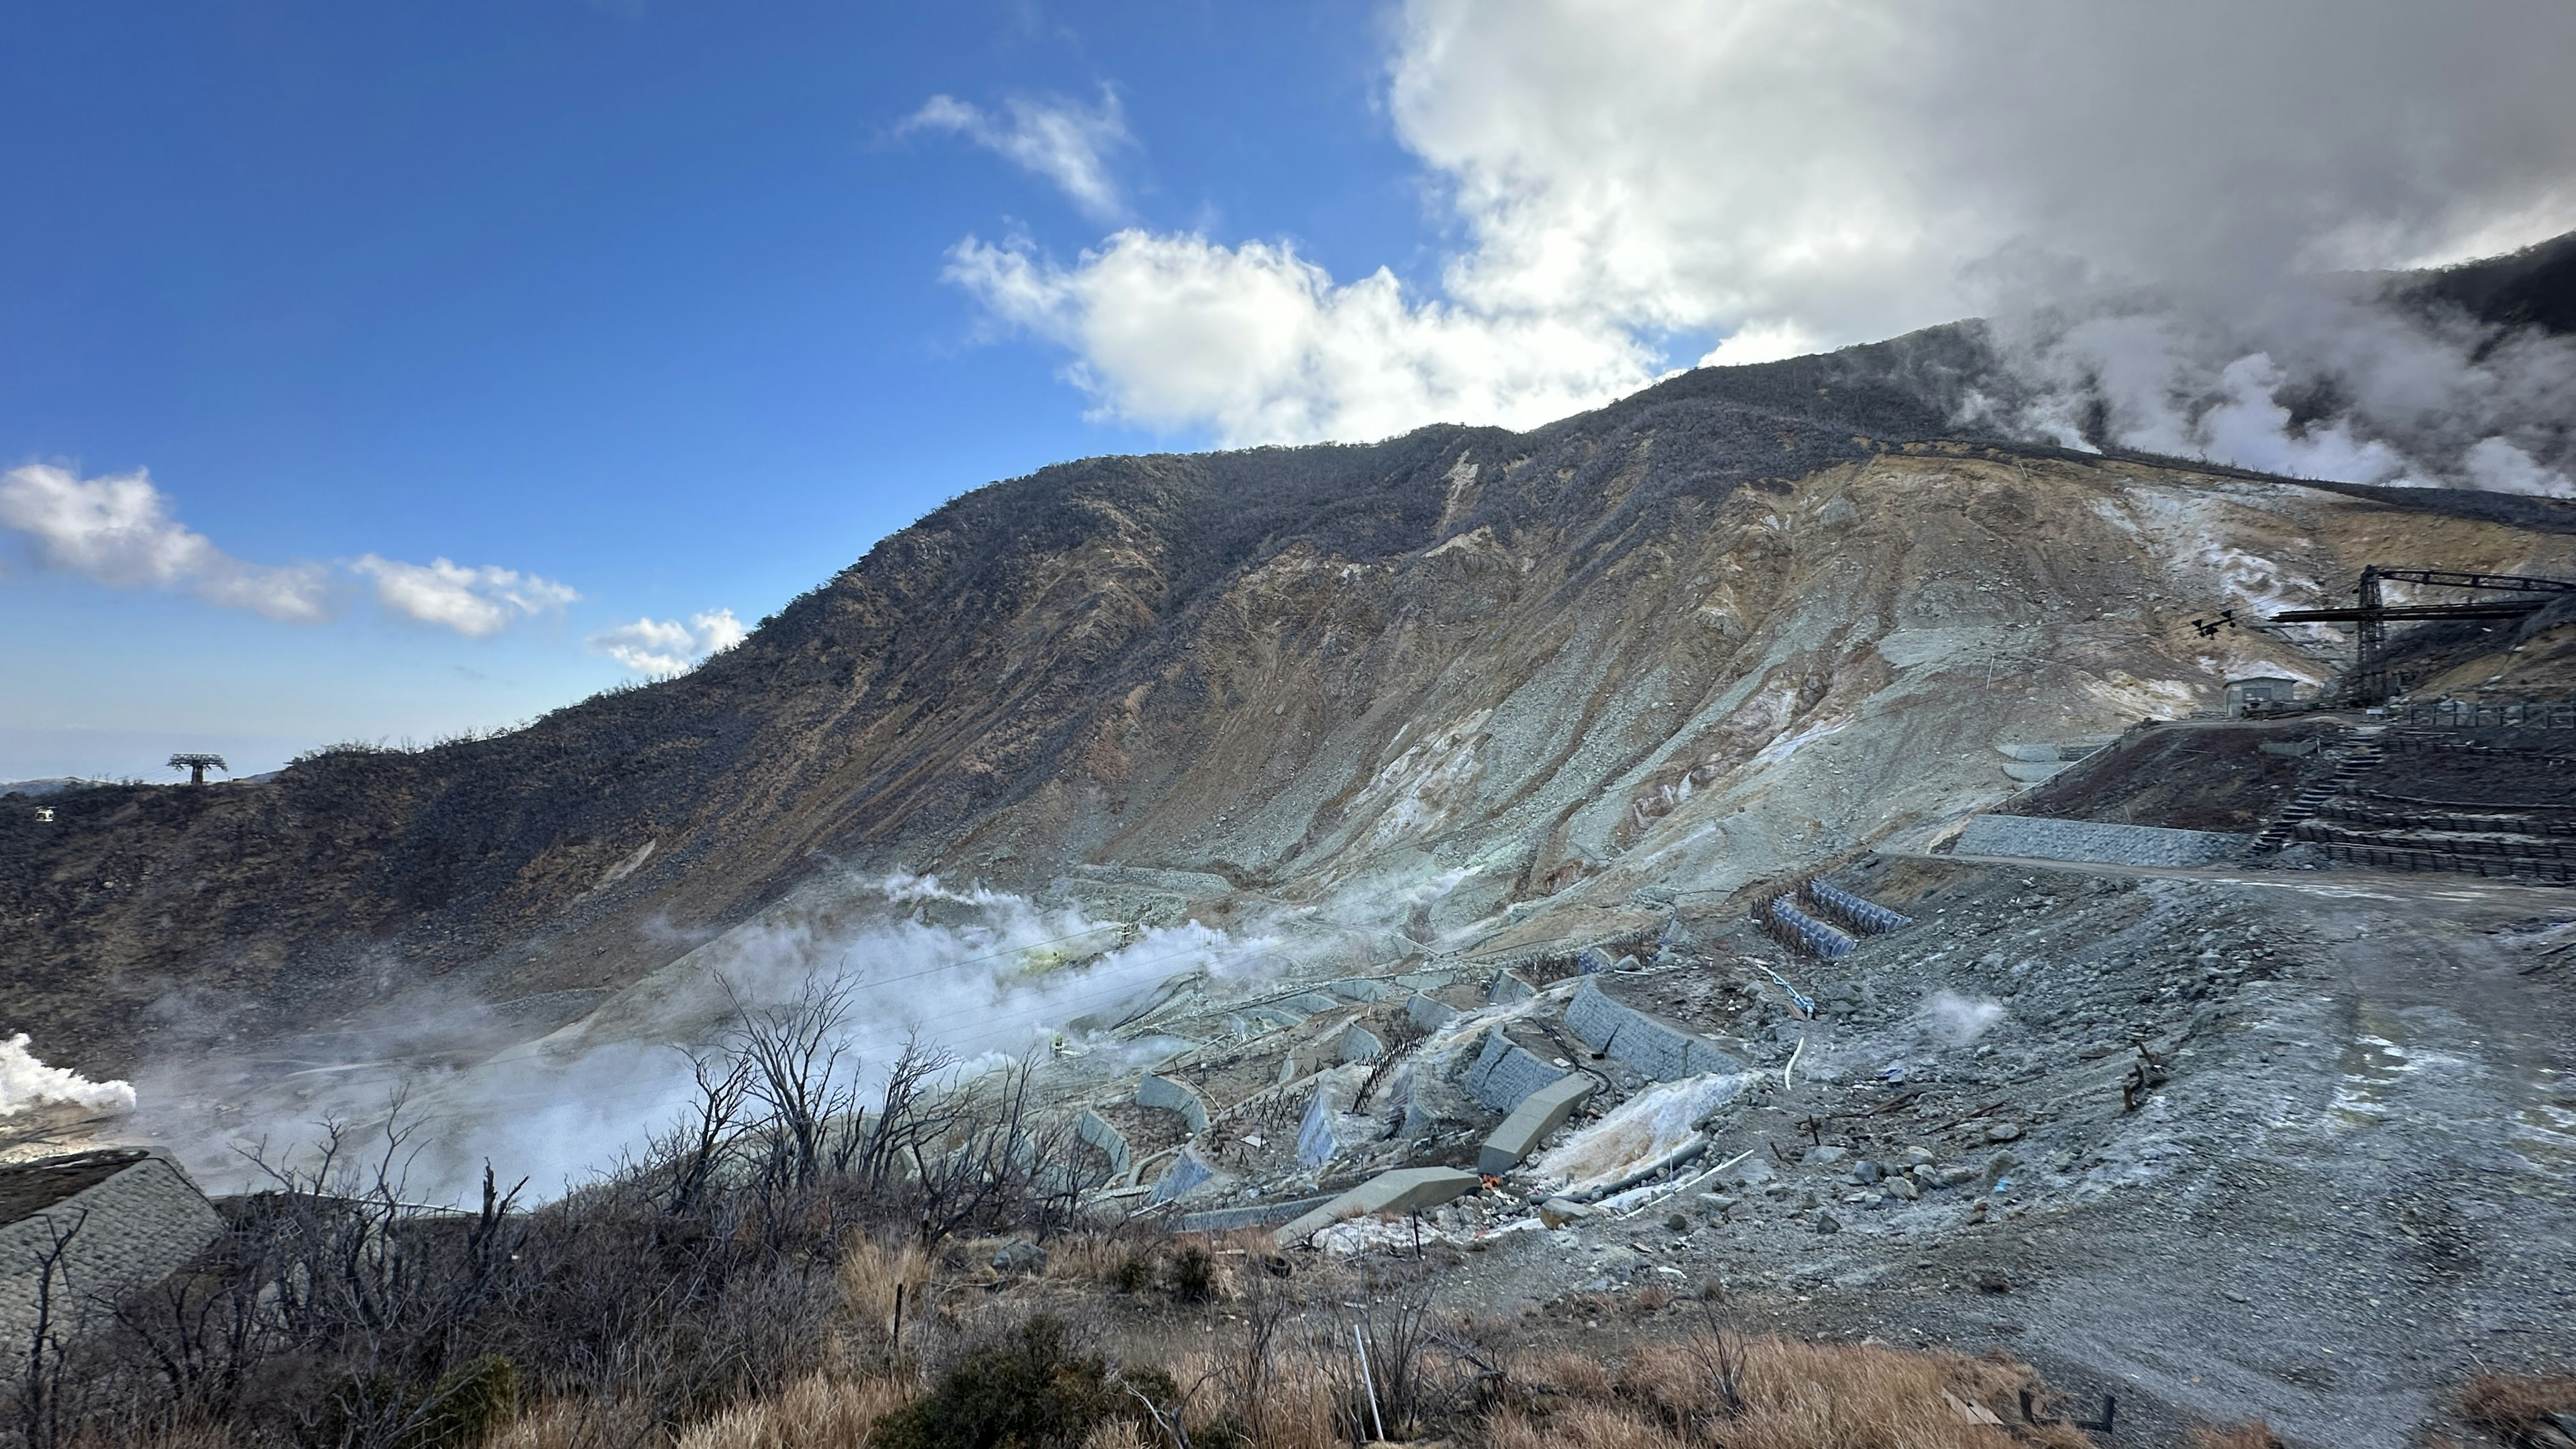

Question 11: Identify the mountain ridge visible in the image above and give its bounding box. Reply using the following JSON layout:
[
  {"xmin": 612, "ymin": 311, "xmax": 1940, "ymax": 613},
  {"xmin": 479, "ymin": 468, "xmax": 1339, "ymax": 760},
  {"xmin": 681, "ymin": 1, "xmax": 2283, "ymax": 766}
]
[{"xmin": 6, "ymin": 288, "xmax": 2575, "ymax": 1076}]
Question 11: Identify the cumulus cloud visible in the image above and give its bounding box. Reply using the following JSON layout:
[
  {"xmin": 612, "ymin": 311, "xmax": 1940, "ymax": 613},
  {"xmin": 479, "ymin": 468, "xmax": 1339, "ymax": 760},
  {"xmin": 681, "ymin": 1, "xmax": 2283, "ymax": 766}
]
[
  {"xmin": 904, "ymin": 88, "xmax": 1134, "ymax": 221},
  {"xmin": 353, "ymin": 555, "xmax": 580, "ymax": 637},
  {"xmin": 950, "ymin": 0, "xmax": 2576, "ymax": 466},
  {"xmin": 0, "ymin": 464, "xmax": 334, "ymax": 622},
  {"xmin": 948, "ymin": 231, "xmax": 1651, "ymax": 443},
  {"xmin": 588, "ymin": 608, "xmax": 746, "ymax": 674}
]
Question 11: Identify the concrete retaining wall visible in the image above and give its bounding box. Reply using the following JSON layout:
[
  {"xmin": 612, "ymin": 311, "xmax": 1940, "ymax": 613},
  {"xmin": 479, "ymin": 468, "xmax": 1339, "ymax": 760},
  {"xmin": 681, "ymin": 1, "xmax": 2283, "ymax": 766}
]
[
  {"xmin": 1273, "ymin": 1167, "xmax": 1483, "ymax": 1247},
  {"xmin": 1565, "ymin": 980, "xmax": 1744, "ymax": 1081},
  {"xmin": 1076, "ymin": 1109, "xmax": 1132, "ymax": 1178},
  {"xmin": 1148, "ymin": 1146, "xmax": 1226, "ymax": 1205},
  {"xmin": 1338, "ymin": 1024, "xmax": 1385, "ymax": 1063},
  {"xmin": 1177, "ymin": 1194, "xmax": 1338, "ymax": 1234},
  {"xmin": 1953, "ymin": 814, "xmax": 2253, "ymax": 867},
  {"xmin": 1405, "ymin": 993, "xmax": 1459, "ymax": 1033},
  {"xmin": 1458, "ymin": 1030, "xmax": 1564, "ymax": 1112},
  {"xmin": 1135, "ymin": 1075, "xmax": 1212, "ymax": 1136},
  {"xmin": 1479, "ymin": 1075, "xmax": 1597, "ymax": 1175}
]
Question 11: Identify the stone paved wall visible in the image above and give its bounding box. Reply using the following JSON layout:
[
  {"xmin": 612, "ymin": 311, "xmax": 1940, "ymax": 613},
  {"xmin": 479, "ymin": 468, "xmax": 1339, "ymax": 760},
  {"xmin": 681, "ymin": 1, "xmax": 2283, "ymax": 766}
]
[
  {"xmin": 1565, "ymin": 980, "xmax": 1744, "ymax": 1080},
  {"xmin": 1954, "ymin": 814, "xmax": 2252, "ymax": 867},
  {"xmin": 0, "ymin": 1152, "xmax": 223, "ymax": 1358},
  {"xmin": 1458, "ymin": 1030, "xmax": 1565, "ymax": 1112}
]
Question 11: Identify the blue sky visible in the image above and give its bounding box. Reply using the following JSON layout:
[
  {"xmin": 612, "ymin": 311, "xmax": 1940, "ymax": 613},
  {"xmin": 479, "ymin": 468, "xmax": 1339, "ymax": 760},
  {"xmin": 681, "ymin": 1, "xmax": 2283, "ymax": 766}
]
[
  {"xmin": 0, "ymin": 2, "xmax": 1424, "ymax": 775},
  {"xmin": 7, "ymin": 1, "xmax": 2573, "ymax": 780}
]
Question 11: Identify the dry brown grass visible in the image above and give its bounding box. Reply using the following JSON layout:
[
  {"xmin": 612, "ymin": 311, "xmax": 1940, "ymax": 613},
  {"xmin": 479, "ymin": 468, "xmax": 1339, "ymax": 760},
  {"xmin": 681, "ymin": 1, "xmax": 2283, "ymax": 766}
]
[
  {"xmin": 2463, "ymin": 1373, "xmax": 2576, "ymax": 1439},
  {"xmin": 68, "ymin": 1422, "xmax": 248, "ymax": 1449},
  {"xmin": 1157, "ymin": 1339, "xmax": 1346, "ymax": 1449},
  {"xmin": 1078, "ymin": 1419, "xmax": 1152, "ymax": 1449},
  {"xmin": 1505, "ymin": 1332, "xmax": 2093, "ymax": 1449},
  {"xmin": 839, "ymin": 1234, "xmax": 932, "ymax": 1324},
  {"xmin": 672, "ymin": 1374, "xmax": 914, "ymax": 1449}
]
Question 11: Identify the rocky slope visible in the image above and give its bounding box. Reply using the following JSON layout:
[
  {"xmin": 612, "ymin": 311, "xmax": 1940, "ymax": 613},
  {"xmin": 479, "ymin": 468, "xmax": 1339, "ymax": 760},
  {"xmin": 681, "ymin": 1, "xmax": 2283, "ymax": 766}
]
[{"xmin": 5, "ymin": 357, "xmax": 2573, "ymax": 1089}]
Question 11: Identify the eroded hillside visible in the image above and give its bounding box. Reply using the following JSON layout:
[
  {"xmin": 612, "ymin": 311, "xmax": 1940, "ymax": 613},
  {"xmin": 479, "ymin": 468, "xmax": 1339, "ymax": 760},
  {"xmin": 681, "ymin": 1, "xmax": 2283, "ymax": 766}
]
[{"xmin": 4, "ymin": 381, "xmax": 2574, "ymax": 1084}]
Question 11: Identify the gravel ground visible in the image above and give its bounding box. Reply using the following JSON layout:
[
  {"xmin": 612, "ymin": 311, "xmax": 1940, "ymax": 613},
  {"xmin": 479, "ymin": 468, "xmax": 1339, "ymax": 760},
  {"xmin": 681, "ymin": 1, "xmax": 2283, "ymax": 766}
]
[{"xmin": 1224, "ymin": 854, "xmax": 2576, "ymax": 1447}]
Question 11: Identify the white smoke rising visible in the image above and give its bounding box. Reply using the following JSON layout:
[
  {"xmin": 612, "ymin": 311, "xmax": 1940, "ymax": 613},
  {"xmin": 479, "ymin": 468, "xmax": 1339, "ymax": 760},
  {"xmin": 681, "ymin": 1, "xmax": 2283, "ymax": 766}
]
[
  {"xmin": 0, "ymin": 1033, "xmax": 136, "ymax": 1118},
  {"xmin": 153, "ymin": 871, "xmax": 1286, "ymax": 1204},
  {"xmin": 1978, "ymin": 280, "xmax": 2576, "ymax": 496},
  {"xmin": 1916, "ymin": 991, "xmax": 2004, "ymax": 1046}
]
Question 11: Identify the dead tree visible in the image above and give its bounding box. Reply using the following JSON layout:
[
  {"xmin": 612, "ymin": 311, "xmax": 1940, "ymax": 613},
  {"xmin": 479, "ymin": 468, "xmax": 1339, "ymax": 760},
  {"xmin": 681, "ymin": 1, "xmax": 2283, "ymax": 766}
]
[{"xmin": 166, "ymin": 753, "xmax": 228, "ymax": 786}]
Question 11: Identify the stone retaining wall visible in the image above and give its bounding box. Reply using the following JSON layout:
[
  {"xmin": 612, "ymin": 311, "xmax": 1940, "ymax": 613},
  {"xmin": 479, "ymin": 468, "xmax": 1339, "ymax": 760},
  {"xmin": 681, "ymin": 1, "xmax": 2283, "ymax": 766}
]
[
  {"xmin": 0, "ymin": 1150, "xmax": 223, "ymax": 1358},
  {"xmin": 1564, "ymin": 980, "xmax": 1743, "ymax": 1081},
  {"xmin": 1954, "ymin": 814, "xmax": 2252, "ymax": 867}
]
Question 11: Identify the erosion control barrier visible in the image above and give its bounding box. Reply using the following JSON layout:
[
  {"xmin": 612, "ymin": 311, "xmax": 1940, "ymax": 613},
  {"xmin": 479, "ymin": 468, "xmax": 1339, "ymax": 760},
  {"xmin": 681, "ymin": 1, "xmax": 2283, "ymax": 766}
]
[
  {"xmin": 1076, "ymin": 1109, "xmax": 1131, "ymax": 1179},
  {"xmin": 1146, "ymin": 1146, "xmax": 1226, "ymax": 1205},
  {"xmin": 1458, "ymin": 1030, "xmax": 1566, "ymax": 1113},
  {"xmin": 1405, "ymin": 992, "xmax": 1460, "ymax": 1033},
  {"xmin": 1564, "ymin": 979, "xmax": 1745, "ymax": 1080},
  {"xmin": 1768, "ymin": 896, "xmax": 1856, "ymax": 957},
  {"xmin": 1952, "ymin": 814, "xmax": 2254, "ymax": 867},
  {"xmin": 1478, "ymin": 1075, "xmax": 1597, "ymax": 1176},
  {"xmin": 1134, "ymin": 1075, "xmax": 1212, "ymax": 1136},
  {"xmin": 1803, "ymin": 879, "xmax": 1912, "ymax": 934},
  {"xmin": 1338, "ymin": 1023, "xmax": 1386, "ymax": 1063},
  {"xmin": 1273, "ymin": 1167, "xmax": 1483, "ymax": 1248},
  {"xmin": 2398, "ymin": 699, "xmax": 2576, "ymax": 730},
  {"xmin": 1177, "ymin": 1193, "xmax": 1339, "ymax": 1234}
]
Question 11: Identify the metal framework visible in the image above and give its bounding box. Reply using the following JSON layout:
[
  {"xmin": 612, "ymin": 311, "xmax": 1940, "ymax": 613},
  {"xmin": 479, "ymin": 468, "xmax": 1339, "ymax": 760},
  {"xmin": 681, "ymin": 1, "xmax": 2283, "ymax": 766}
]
[
  {"xmin": 2269, "ymin": 566, "xmax": 2576, "ymax": 704},
  {"xmin": 167, "ymin": 752, "xmax": 229, "ymax": 786}
]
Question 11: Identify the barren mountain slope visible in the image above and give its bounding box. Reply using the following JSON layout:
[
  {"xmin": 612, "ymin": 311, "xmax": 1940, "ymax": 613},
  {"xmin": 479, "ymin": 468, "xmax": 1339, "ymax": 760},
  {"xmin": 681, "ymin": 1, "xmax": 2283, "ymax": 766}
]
[{"xmin": 4, "ymin": 380, "xmax": 2573, "ymax": 1079}]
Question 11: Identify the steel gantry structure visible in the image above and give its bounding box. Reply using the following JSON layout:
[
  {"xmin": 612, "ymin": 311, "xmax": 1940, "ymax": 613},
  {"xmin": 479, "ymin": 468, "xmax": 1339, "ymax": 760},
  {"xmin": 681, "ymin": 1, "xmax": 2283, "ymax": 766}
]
[{"xmin": 2269, "ymin": 567, "xmax": 2576, "ymax": 704}]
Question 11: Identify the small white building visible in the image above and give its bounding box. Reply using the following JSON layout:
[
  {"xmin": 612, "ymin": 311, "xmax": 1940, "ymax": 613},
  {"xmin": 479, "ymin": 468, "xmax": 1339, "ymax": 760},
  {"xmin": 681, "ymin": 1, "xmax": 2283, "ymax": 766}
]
[{"xmin": 2223, "ymin": 676, "xmax": 2301, "ymax": 717}]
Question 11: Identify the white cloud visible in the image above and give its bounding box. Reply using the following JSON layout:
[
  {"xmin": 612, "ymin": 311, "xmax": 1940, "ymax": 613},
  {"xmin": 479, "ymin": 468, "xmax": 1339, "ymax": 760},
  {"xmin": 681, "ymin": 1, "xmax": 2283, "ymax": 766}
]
[
  {"xmin": 948, "ymin": 231, "xmax": 1652, "ymax": 443},
  {"xmin": 0, "ymin": 464, "xmax": 333, "ymax": 622},
  {"xmin": 904, "ymin": 89, "xmax": 1134, "ymax": 221},
  {"xmin": 588, "ymin": 608, "xmax": 745, "ymax": 675},
  {"xmin": 353, "ymin": 555, "xmax": 580, "ymax": 637},
  {"xmin": 949, "ymin": 0, "xmax": 2576, "ymax": 466}
]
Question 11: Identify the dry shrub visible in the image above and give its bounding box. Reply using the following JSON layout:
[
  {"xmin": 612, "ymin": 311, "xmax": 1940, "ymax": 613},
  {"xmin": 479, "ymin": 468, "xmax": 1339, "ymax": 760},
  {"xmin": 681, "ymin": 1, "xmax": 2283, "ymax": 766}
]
[
  {"xmin": 1041, "ymin": 1232, "xmax": 1140, "ymax": 1286},
  {"xmin": 1628, "ymin": 1285, "xmax": 1674, "ymax": 1317},
  {"xmin": 1161, "ymin": 1340, "xmax": 1342, "ymax": 1449},
  {"xmin": 2188, "ymin": 1424, "xmax": 2286, "ymax": 1449},
  {"xmin": 2463, "ymin": 1373, "xmax": 2576, "ymax": 1439},
  {"xmin": 839, "ymin": 1234, "xmax": 932, "ymax": 1351},
  {"xmin": 1531, "ymin": 1350, "xmax": 1619, "ymax": 1401},
  {"xmin": 1513, "ymin": 1333, "xmax": 2092, "ymax": 1449},
  {"xmin": 484, "ymin": 1399, "xmax": 654, "ymax": 1449},
  {"xmin": 67, "ymin": 1423, "xmax": 247, "ymax": 1449},
  {"xmin": 1078, "ymin": 1421, "xmax": 1150, "ymax": 1449},
  {"xmin": 1487, "ymin": 1401, "xmax": 1689, "ymax": 1449},
  {"xmin": 674, "ymin": 1374, "xmax": 913, "ymax": 1449}
]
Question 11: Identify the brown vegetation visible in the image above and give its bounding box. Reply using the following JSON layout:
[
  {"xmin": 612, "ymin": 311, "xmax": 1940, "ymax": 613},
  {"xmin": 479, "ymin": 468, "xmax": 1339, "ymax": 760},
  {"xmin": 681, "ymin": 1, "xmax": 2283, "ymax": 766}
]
[{"xmin": 2462, "ymin": 1372, "xmax": 2576, "ymax": 1443}]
